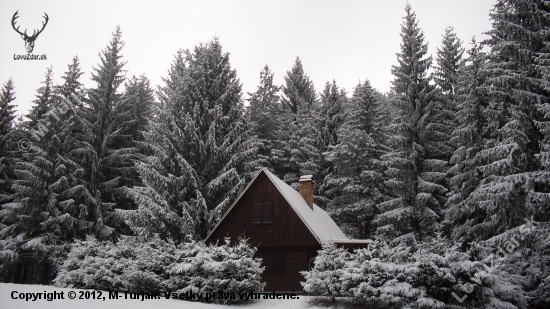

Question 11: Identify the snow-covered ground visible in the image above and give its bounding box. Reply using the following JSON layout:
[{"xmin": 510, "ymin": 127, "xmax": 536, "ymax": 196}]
[{"xmin": 0, "ymin": 283, "xmax": 359, "ymax": 309}]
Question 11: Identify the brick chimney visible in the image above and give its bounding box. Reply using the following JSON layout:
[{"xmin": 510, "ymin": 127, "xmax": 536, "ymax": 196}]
[{"xmin": 299, "ymin": 175, "xmax": 314, "ymax": 209}]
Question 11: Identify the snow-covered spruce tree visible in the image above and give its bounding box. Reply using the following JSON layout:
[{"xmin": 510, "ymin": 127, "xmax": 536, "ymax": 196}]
[
  {"xmin": 120, "ymin": 39, "xmax": 258, "ymax": 241},
  {"xmin": 301, "ymin": 240, "xmax": 351, "ymax": 301},
  {"xmin": 0, "ymin": 79, "xmax": 17, "ymax": 204},
  {"xmin": 247, "ymin": 65, "xmax": 283, "ymax": 172},
  {"xmin": 432, "ymin": 26, "xmax": 464, "ymax": 164},
  {"xmin": 0, "ymin": 58, "xmax": 95, "ymax": 284},
  {"xmin": 374, "ymin": 4, "xmax": 447, "ymax": 241},
  {"xmin": 118, "ymin": 75, "xmax": 154, "ymax": 187},
  {"xmin": 459, "ymin": 0, "xmax": 550, "ymax": 241},
  {"xmin": 0, "ymin": 79, "xmax": 18, "ymax": 278},
  {"xmin": 444, "ymin": 38, "xmax": 490, "ymax": 240},
  {"xmin": 112, "ymin": 75, "xmax": 155, "ymax": 235},
  {"xmin": 433, "ymin": 27, "xmax": 465, "ymax": 98},
  {"xmin": 539, "ymin": 79, "xmax": 550, "ymax": 172},
  {"xmin": 26, "ymin": 67, "xmax": 55, "ymax": 130},
  {"xmin": 121, "ymin": 75, "xmax": 154, "ymax": 143},
  {"xmin": 278, "ymin": 57, "xmax": 318, "ymax": 186},
  {"xmin": 0, "ymin": 68, "xmax": 60, "ymax": 284},
  {"xmin": 77, "ymin": 27, "xmax": 138, "ymax": 239},
  {"xmin": 325, "ymin": 80, "xmax": 390, "ymax": 238},
  {"xmin": 281, "ymin": 57, "xmax": 317, "ymax": 115},
  {"xmin": 535, "ymin": 1, "xmax": 550, "ymax": 176},
  {"xmin": 168, "ymin": 237, "xmax": 264, "ymax": 304},
  {"xmin": 290, "ymin": 117, "xmax": 322, "ymax": 188},
  {"xmin": 41, "ymin": 55, "xmax": 92, "ymax": 244},
  {"xmin": 50, "ymin": 56, "xmax": 97, "ymax": 244},
  {"xmin": 314, "ymin": 81, "xmax": 346, "ymax": 209}
]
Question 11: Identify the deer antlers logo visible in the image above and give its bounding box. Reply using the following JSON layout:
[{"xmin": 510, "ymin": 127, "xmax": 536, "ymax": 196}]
[{"xmin": 11, "ymin": 11, "xmax": 49, "ymax": 53}]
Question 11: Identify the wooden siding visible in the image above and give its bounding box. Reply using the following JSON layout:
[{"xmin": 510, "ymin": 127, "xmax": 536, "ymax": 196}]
[{"xmin": 257, "ymin": 246, "xmax": 320, "ymax": 291}]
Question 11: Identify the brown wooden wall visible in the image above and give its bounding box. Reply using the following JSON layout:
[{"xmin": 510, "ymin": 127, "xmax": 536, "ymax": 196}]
[
  {"xmin": 256, "ymin": 246, "xmax": 320, "ymax": 291},
  {"xmin": 206, "ymin": 172, "xmax": 320, "ymax": 248},
  {"xmin": 206, "ymin": 171, "xmax": 323, "ymax": 291}
]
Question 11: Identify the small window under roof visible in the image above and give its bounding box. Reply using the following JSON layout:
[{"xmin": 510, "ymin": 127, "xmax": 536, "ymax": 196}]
[
  {"xmin": 253, "ymin": 203, "xmax": 262, "ymax": 223},
  {"xmin": 262, "ymin": 202, "xmax": 273, "ymax": 223}
]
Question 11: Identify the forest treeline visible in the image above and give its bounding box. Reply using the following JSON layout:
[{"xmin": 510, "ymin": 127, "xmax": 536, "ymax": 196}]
[{"xmin": 0, "ymin": 1, "xmax": 548, "ymax": 306}]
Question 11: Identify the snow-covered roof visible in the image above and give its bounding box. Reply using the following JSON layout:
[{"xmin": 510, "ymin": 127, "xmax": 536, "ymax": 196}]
[{"xmin": 262, "ymin": 169, "xmax": 348, "ymax": 242}]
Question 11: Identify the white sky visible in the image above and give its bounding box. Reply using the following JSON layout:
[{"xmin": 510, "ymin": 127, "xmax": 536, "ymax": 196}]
[{"xmin": 0, "ymin": 0, "xmax": 495, "ymax": 116}]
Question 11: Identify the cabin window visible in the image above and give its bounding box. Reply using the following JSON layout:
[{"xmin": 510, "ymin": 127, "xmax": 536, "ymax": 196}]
[
  {"xmin": 256, "ymin": 251, "xmax": 285, "ymax": 275},
  {"xmin": 253, "ymin": 202, "xmax": 273, "ymax": 224},
  {"xmin": 253, "ymin": 203, "xmax": 262, "ymax": 223},
  {"xmin": 262, "ymin": 202, "xmax": 273, "ymax": 223}
]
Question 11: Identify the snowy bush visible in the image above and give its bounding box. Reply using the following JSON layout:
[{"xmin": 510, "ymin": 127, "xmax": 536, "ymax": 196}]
[
  {"xmin": 301, "ymin": 240, "xmax": 352, "ymax": 300},
  {"xmin": 477, "ymin": 222, "xmax": 550, "ymax": 309},
  {"xmin": 301, "ymin": 237, "xmax": 529, "ymax": 308},
  {"xmin": 167, "ymin": 237, "xmax": 265, "ymax": 303},
  {"xmin": 54, "ymin": 236, "xmax": 264, "ymax": 300},
  {"xmin": 347, "ymin": 238, "xmax": 527, "ymax": 308},
  {"xmin": 54, "ymin": 235, "xmax": 176, "ymax": 292},
  {"xmin": 409, "ymin": 238, "xmax": 527, "ymax": 309},
  {"xmin": 345, "ymin": 238, "xmax": 427, "ymax": 307}
]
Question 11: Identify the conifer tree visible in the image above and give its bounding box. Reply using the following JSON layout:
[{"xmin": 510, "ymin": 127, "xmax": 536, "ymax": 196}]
[
  {"xmin": 374, "ymin": 4, "xmax": 446, "ymax": 241},
  {"xmin": 281, "ymin": 57, "xmax": 316, "ymax": 115},
  {"xmin": 433, "ymin": 27, "xmax": 464, "ymax": 98},
  {"xmin": 121, "ymin": 39, "xmax": 257, "ymax": 241},
  {"xmin": 432, "ymin": 26, "xmax": 464, "ymax": 163},
  {"xmin": 46, "ymin": 55, "xmax": 92, "ymax": 242},
  {"xmin": 121, "ymin": 75, "xmax": 154, "ymax": 149},
  {"xmin": 0, "ymin": 79, "xmax": 17, "ymax": 204},
  {"xmin": 0, "ymin": 67, "xmax": 61, "ymax": 248},
  {"xmin": 79, "ymin": 26, "xmax": 133, "ymax": 239},
  {"xmin": 247, "ymin": 65, "xmax": 282, "ymax": 172},
  {"xmin": 326, "ymin": 80, "xmax": 390, "ymax": 238},
  {"xmin": 536, "ymin": 3, "xmax": 550, "ymax": 175},
  {"xmin": 114, "ymin": 74, "xmax": 155, "ymax": 223},
  {"xmin": 301, "ymin": 240, "xmax": 350, "ymax": 301},
  {"xmin": 460, "ymin": 0, "xmax": 550, "ymax": 240},
  {"xmin": 27, "ymin": 67, "xmax": 55, "ymax": 130},
  {"xmin": 19, "ymin": 67, "xmax": 57, "ymax": 146},
  {"xmin": 445, "ymin": 38, "xmax": 490, "ymax": 240},
  {"xmin": 279, "ymin": 57, "xmax": 317, "ymax": 186},
  {"xmin": 315, "ymin": 81, "xmax": 346, "ymax": 208},
  {"xmin": 0, "ymin": 58, "xmax": 92, "ymax": 284}
]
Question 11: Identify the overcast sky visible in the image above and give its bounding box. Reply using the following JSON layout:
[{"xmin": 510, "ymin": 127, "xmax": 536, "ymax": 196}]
[{"xmin": 0, "ymin": 0, "xmax": 495, "ymax": 116}]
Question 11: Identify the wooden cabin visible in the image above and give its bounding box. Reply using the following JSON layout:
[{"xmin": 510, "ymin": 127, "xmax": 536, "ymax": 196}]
[{"xmin": 205, "ymin": 168, "xmax": 370, "ymax": 291}]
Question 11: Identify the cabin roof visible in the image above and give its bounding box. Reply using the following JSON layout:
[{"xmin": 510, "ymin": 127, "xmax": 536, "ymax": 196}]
[
  {"xmin": 205, "ymin": 168, "xmax": 348, "ymax": 244},
  {"xmin": 263, "ymin": 169, "xmax": 347, "ymax": 242}
]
